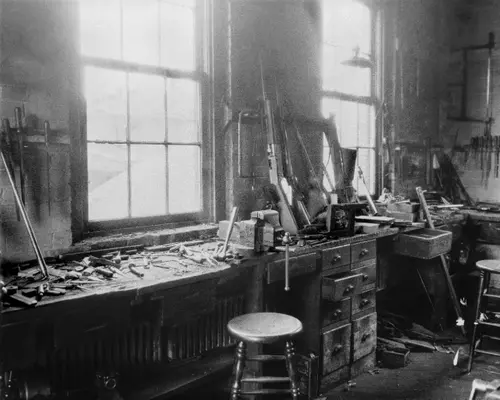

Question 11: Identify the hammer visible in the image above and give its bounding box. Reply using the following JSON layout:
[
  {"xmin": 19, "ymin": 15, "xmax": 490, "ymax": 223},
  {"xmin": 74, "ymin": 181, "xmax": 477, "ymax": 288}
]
[{"xmin": 214, "ymin": 206, "xmax": 239, "ymax": 261}]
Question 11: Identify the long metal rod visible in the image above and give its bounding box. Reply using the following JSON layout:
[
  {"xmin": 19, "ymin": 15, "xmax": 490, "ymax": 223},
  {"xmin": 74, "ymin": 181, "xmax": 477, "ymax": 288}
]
[
  {"xmin": 14, "ymin": 107, "xmax": 26, "ymax": 206},
  {"xmin": 416, "ymin": 187, "xmax": 466, "ymax": 336},
  {"xmin": 0, "ymin": 147, "xmax": 48, "ymax": 279},
  {"xmin": 43, "ymin": 121, "xmax": 51, "ymax": 216}
]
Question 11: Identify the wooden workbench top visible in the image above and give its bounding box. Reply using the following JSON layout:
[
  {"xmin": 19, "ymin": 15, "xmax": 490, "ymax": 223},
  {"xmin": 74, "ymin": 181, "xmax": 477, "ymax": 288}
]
[{"xmin": 1, "ymin": 227, "xmax": 411, "ymax": 322}]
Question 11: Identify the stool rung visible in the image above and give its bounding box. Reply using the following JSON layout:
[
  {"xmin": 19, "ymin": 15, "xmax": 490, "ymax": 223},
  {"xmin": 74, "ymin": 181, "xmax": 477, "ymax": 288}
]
[
  {"xmin": 240, "ymin": 389, "xmax": 292, "ymax": 395},
  {"xmin": 246, "ymin": 355, "xmax": 286, "ymax": 362},
  {"xmin": 483, "ymin": 335, "xmax": 500, "ymax": 342},
  {"xmin": 242, "ymin": 376, "xmax": 291, "ymax": 384},
  {"xmin": 479, "ymin": 321, "xmax": 500, "ymax": 328},
  {"xmin": 475, "ymin": 349, "xmax": 500, "ymax": 357},
  {"xmin": 484, "ymin": 292, "xmax": 500, "ymax": 300}
]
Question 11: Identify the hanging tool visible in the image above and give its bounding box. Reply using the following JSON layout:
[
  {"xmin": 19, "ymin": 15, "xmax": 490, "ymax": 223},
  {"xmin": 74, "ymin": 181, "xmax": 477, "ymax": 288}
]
[
  {"xmin": 1, "ymin": 119, "xmax": 20, "ymax": 221},
  {"xmin": 486, "ymin": 135, "xmax": 493, "ymax": 187},
  {"xmin": 357, "ymin": 165, "xmax": 377, "ymax": 215},
  {"xmin": 14, "ymin": 107, "xmax": 26, "ymax": 207},
  {"xmin": 259, "ymin": 56, "xmax": 298, "ymax": 234},
  {"xmin": 43, "ymin": 121, "xmax": 51, "ymax": 215},
  {"xmin": 0, "ymin": 142, "xmax": 49, "ymax": 280},
  {"xmin": 416, "ymin": 187, "xmax": 466, "ymax": 336},
  {"xmin": 495, "ymin": 136, "xmax": 500, "ymax": 178},
  {"xmin": 283, "ymin": 232, "xmax": 291, "ymax": 292}
]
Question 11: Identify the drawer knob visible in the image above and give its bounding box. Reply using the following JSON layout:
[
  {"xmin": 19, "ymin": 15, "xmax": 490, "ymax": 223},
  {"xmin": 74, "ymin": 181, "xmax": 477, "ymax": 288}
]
[
  {"xmin": 332, "ymin": 344, "xmax": 343, "ymax": 354},
  {"xmin": 361, "ymin": 333, "xmax": 371, "ymax": 342},
  {"xmin": 360, "ymin": 248, "xmax": 369, "ymax": 257},
  {"xmin": 333, "ymin": 254, "xmax": 342, "ymax": 263},
  {"xmin": 333, "ymin": 309, "xmax": 342, "ymax": 318},
  {"xmin": 362, "ymin": 274, "xmax": 369, "ymax": 281},
  {"xmin": 344, "ymin": 285, "xmax": 354, "ymax": 294},
  {"xmin": 360, "ymin": 299, "xmax": 370, "ymax": 307}
]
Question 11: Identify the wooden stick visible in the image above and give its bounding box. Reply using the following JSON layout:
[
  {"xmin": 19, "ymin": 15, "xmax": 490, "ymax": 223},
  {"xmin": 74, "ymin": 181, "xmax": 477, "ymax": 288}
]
[{"xmin": 416, "ymin": 187, "xmax": 466, "ymax": 336}]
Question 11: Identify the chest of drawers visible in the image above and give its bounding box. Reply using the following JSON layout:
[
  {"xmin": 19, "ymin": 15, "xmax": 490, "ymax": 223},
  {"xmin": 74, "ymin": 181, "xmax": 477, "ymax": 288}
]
[{"xmin": 319, "ymin": 239, "xmax": 377, "ymax": 390}]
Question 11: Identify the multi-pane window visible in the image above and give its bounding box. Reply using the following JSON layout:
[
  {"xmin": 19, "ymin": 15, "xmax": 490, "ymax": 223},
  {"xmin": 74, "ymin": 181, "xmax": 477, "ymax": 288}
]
[
  {"xmin": 321, "ymin": 0, "xmax": 376, "ymax": 196},
  {"xmin": 79, "ymin": 0, "xmax": 202, "ymax": 223}
]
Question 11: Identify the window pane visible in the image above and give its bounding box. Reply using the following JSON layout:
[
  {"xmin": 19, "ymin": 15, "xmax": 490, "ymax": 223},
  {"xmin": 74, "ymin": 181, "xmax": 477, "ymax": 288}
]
[
  {"xmin": 321, "ymin": 98, "xmax": 375, "ymax": 148},
  {"xmin": 122, "ymin": 0, "xmax": 160, "ymax": 66},
  {"xmin": 164, "ymin": 0, "xmax": 196, "ymax": 7},
  {"xmin": 160, "ymin": 3, "xmax": 195, "ymax": 71},
  {"xmin": 167, "ymin": 79, "xmax": 200, "ymax": 142},
  {"xmin": 168, "ymin": 145, "xmax": 201, "ymax": 213},
  {"xmin": 84, "ymin": 66, "xmax": 127, "ymax": 142},
  {"xmin": 322, "ymin": 45, "xmax": 371, "ymax": 96},
  {"xmin": 79, "ymin": 0, "xmax": 121, "ymax": 60},
  {"xmin": 88, "ymin": 144, "xmax": 128, "ymax": 220},
  {"xmin": 131, "ymin": 145, "xmax": 167, "ymax": 217},
  {"xmin": 129, "ymin": 73, "xmax": 166, "ymax": 142},
  {"xmin": 322, "ymin": 0, "xmax": 371, "ymax": 54},
  {"xmin": 354, "ymin": 148, "xmax": 376, "ymax": 195}
]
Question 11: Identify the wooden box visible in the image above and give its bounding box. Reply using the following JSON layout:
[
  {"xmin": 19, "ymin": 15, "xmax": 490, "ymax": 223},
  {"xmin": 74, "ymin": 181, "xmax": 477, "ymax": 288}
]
[{"xmin": 393, "ymin": 228, "xmax": 452, "ymax": 259}]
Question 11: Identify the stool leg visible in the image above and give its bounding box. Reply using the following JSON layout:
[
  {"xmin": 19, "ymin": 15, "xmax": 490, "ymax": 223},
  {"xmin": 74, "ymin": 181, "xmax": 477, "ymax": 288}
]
[
  {"xmin": 230, "ymin": 341, "xmax": 246, "ymax": 400},
  {"xmin": 468, "ymin": 270, "xmax": 486, "ymax": 372},
  {"xmin": 285, "ymin": 341, "xmax": 300, "ymax": 400}
]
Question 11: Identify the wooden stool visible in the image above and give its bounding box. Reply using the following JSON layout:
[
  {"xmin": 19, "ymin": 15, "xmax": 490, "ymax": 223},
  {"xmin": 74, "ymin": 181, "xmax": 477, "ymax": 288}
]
[
  {"xmin": 227, "ymin": 312, "xmax": 303, "ymax": 399},
  {"xmin": 468, "ymin": 260, "xmax": 500, "ymax": 372}
]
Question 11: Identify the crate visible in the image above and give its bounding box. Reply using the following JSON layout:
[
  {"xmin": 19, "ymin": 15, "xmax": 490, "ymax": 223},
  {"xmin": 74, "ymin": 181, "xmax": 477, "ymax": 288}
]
[{"xmin": 393, "ymin": 228, "xmax": 452, "ymax": 259}]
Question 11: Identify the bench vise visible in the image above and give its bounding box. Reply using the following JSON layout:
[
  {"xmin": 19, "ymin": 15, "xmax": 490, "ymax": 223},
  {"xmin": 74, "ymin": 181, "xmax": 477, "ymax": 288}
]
[{"xmin": 218, "ymin": 210, "xmax": 284, "ymax": 253}]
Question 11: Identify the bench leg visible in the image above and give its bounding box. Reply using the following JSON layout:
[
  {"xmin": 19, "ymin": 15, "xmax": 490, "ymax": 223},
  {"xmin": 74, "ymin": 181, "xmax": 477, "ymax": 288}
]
[
  {"xmin": 468, "ymin": 270, "xmax": 486, "ymax": 373},
  {"xmin": 230, "ymin": 341, "xmax": 246, "ymax": 400},
  {"xmin": 285, "ymin": 341, "xmax": 300, "ymax": 400}
]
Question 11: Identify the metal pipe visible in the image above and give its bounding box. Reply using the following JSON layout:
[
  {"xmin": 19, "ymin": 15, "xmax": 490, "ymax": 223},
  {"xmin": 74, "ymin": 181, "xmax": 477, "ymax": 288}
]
[
  {"xmin": 283, "ymin": 232, "xmax": 291, "ymax": 292},
  {"xmin": 0, "ymin": 146, "xmax": 48, "ymax": 279}
]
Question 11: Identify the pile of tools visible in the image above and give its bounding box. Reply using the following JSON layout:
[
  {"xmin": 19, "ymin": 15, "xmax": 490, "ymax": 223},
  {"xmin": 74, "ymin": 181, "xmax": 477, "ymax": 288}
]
[
  {"xmin": 0, "ymin": 240, "xmax": 232, "ymax": 308},
  {"xmin": 468, "ymin": 135, "xmax": 500, "ymax": 180}
]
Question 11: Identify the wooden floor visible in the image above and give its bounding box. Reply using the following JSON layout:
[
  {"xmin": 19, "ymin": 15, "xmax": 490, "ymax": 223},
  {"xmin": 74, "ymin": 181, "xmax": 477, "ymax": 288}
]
[{"xmin": 327, "ymin": 348, "xmax": 500, "ymax": 400}]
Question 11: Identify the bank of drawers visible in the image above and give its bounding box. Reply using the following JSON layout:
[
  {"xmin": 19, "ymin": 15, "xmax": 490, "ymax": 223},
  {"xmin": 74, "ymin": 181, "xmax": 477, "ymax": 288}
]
[{"xmin": 320, "ymin": 240, "xmax": 377, "ymax": 386}]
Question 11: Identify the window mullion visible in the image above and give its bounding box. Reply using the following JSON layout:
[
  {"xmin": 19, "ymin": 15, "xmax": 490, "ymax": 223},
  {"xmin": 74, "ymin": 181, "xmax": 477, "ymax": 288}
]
[{"xmin": 164, "ymin": 77, "xmax": 169, "ymax": 215}]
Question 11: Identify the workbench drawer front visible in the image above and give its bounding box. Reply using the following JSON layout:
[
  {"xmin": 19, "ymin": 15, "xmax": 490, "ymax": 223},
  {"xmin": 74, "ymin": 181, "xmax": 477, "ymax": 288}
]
[
  {"xmin": 322, "ymin": 297, "xmax": 351, "ymax": 328},
  {"xmin": 351, "ymin": 240, "xmax": 376, "ymax": 263},
  {"xmin": 322, "ymin": 322, "xmax": 352, "ymax": 375},
  {"xmin": 351, "ymin": 261, "xmax": 376, "ymax": 289},
  {"xmin": 352, "ymin": 312, "xmax": 377, "ymax": 362},
  {"xmin": 322, "ymin": 245, "xmax": 351, "ymax": 271},
  {"xmin": 351, "ymin": 289, "xmax": 376, "ymax": 316},
  {"xmin": 266, "ymin": 253, "xmax": 317, "ymax": 284},
  {"xmin": 322, "ymin": 273, "xmax": 362, "ymax": 302}
]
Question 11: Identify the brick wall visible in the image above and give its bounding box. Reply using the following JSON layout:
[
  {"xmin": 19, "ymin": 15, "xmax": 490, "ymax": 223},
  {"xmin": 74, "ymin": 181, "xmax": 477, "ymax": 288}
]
[{"xmin": 0, "ymin": 0, "xmax": 75, "ymax": 262}]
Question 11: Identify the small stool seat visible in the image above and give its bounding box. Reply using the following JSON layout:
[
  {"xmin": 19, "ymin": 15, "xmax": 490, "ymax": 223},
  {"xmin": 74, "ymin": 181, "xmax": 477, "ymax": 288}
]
[
  {"xmin": 227, "ymin": 312, "xmax": 303, "ymax": 344},
  {"xmin": 468, "ymin": 260, "xmax": 500, "ymax": 372},
  {"xmin": 227, "ymin": 312, "xmax": 303, "ymax": 399},
  {"xmin": 476, "ymin": 260, "xmax": 500, "ymax": 273}
]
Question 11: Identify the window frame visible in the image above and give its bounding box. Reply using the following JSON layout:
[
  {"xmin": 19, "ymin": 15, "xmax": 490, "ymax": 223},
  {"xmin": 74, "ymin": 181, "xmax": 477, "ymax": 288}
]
[
  {"xmin": 320, "ymin": 0, "xmax": 381, "ymax": 197},
  {"xmin": 72, "ymin": 0, "xmax": 214, "ymax": 236}
]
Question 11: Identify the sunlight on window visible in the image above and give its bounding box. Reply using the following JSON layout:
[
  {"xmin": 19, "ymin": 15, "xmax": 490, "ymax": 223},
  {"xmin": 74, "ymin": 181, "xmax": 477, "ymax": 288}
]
[{"xmin": 168, "ymin": 145, "xmax": 201, "ymax": 213}]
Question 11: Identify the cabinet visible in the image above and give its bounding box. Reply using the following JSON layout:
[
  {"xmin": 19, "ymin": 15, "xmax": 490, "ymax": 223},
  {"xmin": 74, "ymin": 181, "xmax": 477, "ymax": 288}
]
[{"xmin": 319, "ymin": 240, "xmax": 377, "ymax": 391}]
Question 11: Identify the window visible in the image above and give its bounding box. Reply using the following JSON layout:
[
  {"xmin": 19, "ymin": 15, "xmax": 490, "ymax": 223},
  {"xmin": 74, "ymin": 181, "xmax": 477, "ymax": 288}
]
[
  {"xmin": 321, "ymin": 0, "xmax": 376, "ymax": 196},
  {"xmin": 78, "ymin": 0, "xmax": 206, "ymax": 227}
]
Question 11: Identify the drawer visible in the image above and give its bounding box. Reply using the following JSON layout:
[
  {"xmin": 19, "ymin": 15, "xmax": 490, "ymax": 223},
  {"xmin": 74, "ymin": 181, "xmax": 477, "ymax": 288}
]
[
  {"xmin": 322, "ymin": 297, "xmax": 351, "ymax": 328},
  {"xmin": 322, "ymin": 322, "xmax": 351, "ymax": 375},
  {"xmin": 351, "ymin": 240, "xmax": 376, "ymax": 263},
  {"xmin": 322, "ymin": 272, "xmax": 362, "ymax": 302},
  {"xmin": 352, "ymin": 288, "xmax": 376, "ymax": 316},
  {"xmin": 352, "ymin": 260, "xmax": 376, "ymax": 289},
  {"xmin": 322, "ymin": 245, "xmax": 351, "ymax": 271},
  {"xmin": 266, "ymin": 253, "xmax": 318, "ymax": 284},
  {"xmin": 352, "ymin": 312, "xmax": 377, "ymax": 362}
]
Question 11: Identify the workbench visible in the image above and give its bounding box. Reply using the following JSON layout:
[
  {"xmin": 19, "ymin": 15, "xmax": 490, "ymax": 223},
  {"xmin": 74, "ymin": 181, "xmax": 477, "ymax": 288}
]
[{"xmin": 1, "ymin": 227, "xmax": 408, "ymax": 398}]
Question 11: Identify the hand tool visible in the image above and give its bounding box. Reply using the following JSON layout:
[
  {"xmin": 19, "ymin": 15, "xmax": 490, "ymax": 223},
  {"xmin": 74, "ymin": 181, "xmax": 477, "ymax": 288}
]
[
  {"xmin": 14, "ymin": 107, "xmax": 26, "ymax": 206},
  {"xmin": 127, "ymin": 263, "xmax": 144, "ymax": 277},
  {"xmin": 214, "ymin": 206, "xmax": 239, "ymax": 261},
  {"xmin": 416, "ymin": 187, "xmax": 466, "ymax": 336},
  {"xmin": 0, "ymin": 140, "xmax": 49, "ymax": 280},
  {"xmin": 1, "ymin": 118, "xmax": 20, "ymax": 221},
  {"xmin": 486, "ymin": 135, "xmax": 493, "ymax": 186},
  {"xmin": 43, "ymin": 121, "xmax": 51, "ymax": 215},
  {"xmin": 94, "ymin": 267, "xmax": 114, "ymax": 278},
  {"xmin": 88, "ymin": 255, "xmax": 121, "ymax": 268},
  {"xmin": 283, "ymin": 232, "xmax": 291, "ymax": 291}
]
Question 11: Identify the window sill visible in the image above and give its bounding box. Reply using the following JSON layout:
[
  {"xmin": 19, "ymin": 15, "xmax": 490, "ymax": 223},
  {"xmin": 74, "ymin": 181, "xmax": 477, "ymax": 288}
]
[{"xmin": 63, "ymin": 223, "xmax": 219, "ymax": 256}]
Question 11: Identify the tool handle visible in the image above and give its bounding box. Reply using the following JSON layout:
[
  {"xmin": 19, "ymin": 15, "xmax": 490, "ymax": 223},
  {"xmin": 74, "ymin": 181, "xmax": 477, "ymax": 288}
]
[
  {"xmin": 220, "ymin": 207, "xmax": 239, "ymax": 257},
  {"xmin": 283, "ymin": 232, "xmax": 291, "ymax": 291},
  {"xmin": 128, "ymin": 263, "xmax": 144, "ymax": 277}
]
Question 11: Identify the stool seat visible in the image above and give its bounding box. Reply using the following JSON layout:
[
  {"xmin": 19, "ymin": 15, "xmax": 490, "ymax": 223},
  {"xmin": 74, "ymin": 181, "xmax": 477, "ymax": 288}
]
[
  {"xmin": 476, "ymin": 260, "xmax": 500, "ymax": 273},
  {"xmin": 227, "ymin": 312, "xmax": 303, "ymax": 344}
]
